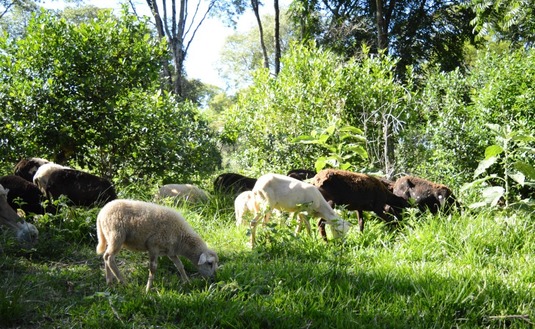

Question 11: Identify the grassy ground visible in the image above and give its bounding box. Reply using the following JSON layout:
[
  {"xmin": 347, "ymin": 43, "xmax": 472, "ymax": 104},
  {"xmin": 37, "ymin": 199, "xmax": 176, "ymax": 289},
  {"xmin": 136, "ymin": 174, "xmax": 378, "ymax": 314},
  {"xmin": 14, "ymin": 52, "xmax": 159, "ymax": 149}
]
[{"xmin": 1, "ymin": 195, "xmax": 534, "ymax": 328}]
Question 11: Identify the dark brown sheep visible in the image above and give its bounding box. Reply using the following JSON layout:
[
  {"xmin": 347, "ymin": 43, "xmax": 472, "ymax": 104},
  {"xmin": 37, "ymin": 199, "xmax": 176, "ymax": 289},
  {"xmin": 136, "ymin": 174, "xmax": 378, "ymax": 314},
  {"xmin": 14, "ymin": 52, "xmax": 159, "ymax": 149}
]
[
  {"xmin": 392, "ymin": 176, "xmax": 458, "ymax": 214},
  {"xmin": 213, "ymin": 173, "xmax": 257, "ymax": 195},
  {"xmin": 13, "ymin": 157, "xmax": 50, "ymax": 182},
  {"xmin": 286, "ymin": 169, "xmax": 316, "ymax": 181},
  {"xmin": 313, "ymin": 169, "xmax": 410, "ymax": 235},
  {"xmin": 0, "ymin": 175, "xmax": 55, "ymax": 215},
  {"xmin": 34, "ymin": 164, "xmax": 117, "ymax": 207}
]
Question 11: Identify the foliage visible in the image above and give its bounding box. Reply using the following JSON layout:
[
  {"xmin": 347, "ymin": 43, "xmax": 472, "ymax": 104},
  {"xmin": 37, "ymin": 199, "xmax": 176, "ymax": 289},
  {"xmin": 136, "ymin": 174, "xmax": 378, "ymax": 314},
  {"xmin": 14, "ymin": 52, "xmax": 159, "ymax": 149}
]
[
  {"xmin": 293, "ymin": 123, "xmax": 368, "ymax": 172},
  {"xmin": 217, "ymin": 9, "xmax": 297, "ymax": 91},
  {"xmin": 0, "ymin": 8, "xmax": 221, "ymax": 184},
  {"xmin": 462, "ymin": 124, "xmax": 535, "ymax": 209},
  {"xmin": 288, "ymin": 0, "xmax": 476, "ymax": 76},
  {"xmin": 470, "ymin": 0, "xmax": 535, "ymax": 45},
  {"xmin": 219, "ymin": 43, "xmax": 350, "ymax": 174},
  {"xmin": 219, "ymin": 42, "xmax": 412, "ymax": 175},
  {"xmin": 468, "ymin": 45, "xmax": 535, "ymax": 129},
  {"xmin": 398, "ymin": 66, "xmax": 482, "ymax": 185}
]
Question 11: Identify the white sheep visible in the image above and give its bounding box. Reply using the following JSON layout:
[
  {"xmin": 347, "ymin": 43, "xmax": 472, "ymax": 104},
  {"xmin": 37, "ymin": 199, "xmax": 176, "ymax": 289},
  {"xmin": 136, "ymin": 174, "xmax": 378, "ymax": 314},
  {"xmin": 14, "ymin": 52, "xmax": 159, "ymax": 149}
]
[
  {"xmin": 156, "ymin": 184, "xmax": 210, "ymax": 205},
  {"xmin": 234, "ymin": 191, "xmax": 258, "ymax": 227},
  {"xmin": 250, "ymin": 173, "xmax": 352, "ymax": 247},
  {"xmin": 0, "ymin": 184, "xmax": 39, "ymax": 248},
  {"xmin": 96, "ymin": 199, "xmax": 218, "ymax": 292}
]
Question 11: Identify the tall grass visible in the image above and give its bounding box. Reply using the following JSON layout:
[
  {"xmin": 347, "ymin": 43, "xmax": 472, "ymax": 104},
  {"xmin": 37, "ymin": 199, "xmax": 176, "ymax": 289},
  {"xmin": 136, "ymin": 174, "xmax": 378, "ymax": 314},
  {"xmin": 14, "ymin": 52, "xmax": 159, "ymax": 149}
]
[{"xmin": 1, "ymin": 194, "xmax": 534, "ymax": 328}]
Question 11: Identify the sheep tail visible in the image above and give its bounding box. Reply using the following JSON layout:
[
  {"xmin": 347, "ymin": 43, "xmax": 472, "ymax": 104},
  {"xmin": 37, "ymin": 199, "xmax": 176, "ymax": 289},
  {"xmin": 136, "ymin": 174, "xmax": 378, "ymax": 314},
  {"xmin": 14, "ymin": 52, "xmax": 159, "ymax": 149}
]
[{"xmin": 95, "ymin": 218, "xmax": 107, "ymax": 254}]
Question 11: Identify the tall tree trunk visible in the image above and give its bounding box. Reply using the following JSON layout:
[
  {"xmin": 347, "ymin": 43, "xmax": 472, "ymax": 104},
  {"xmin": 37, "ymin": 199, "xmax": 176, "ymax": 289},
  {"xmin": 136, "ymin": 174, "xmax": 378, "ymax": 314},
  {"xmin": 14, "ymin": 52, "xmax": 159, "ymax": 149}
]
[
  {"xmin": 274, "ymin": 0, "xmax": 281, "ymax": 75},
  {"xmin": 251, "ymin": 0, "xmax": 269, "ymax": 69},
  {"xmin": 146, "ymin": 0, "xmax": 174, "ymax": 90},
  {"xmin": 375, "ymin": 0, "xmax": 388, "ymax": 52}
]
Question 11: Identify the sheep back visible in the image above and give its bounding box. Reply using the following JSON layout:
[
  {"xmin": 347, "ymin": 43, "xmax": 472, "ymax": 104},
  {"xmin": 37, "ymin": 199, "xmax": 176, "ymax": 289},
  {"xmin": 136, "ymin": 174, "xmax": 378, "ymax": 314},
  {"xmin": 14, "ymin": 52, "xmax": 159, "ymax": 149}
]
[
  {"xmin": 40, "ymin": 168, "xmax": 117, "ymax": 206},
  {"xmin": 253, "ymin": 173, "xmax": 336, "ymax": 218},
  {"xmin": 213, "ymin": 173, "xmax": 257, "ymax": 195},
  {"xmin": 96, "ymin": 199, "xmax": 212, "ymax": 263},
  {"xmin": 157, "ymin": 184, "xmax": 209, "ymax": 204},
  {"xmin": 313, "ymin": 169, "xmax": 407, "ymax": 212}
]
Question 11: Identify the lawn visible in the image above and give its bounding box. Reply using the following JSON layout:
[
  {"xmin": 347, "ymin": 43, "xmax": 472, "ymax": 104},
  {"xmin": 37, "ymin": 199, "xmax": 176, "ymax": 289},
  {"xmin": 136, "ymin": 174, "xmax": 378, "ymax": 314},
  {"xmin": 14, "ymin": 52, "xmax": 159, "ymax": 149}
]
[{"xmin": 1, "ymin": 197, "xmax": 534, "ymax": 328}]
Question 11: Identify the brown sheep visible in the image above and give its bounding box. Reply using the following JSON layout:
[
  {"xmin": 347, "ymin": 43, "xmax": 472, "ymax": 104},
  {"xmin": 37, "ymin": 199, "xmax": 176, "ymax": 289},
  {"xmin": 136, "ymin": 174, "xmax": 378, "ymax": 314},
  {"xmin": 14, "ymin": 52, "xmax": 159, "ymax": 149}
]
[
  {"xmin": 0, "ymin": 175, "xmax": 56, "ymax": 215},
  {"xmin": 313, "ymin": 169, "xmax": 410, "ymax": 235},
  {"xmin": 392, "ymin": 176, "xmax": 459, "ymax": 214},
  {"xmin": 13, "ymin": 157, "xmax": 50, "ymax": 182}
]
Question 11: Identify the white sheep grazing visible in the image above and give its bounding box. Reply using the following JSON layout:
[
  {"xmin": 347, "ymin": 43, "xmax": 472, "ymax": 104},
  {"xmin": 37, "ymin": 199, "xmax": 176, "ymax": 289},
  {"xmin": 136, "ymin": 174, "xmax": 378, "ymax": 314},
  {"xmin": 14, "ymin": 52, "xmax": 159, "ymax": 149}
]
[
  {"xmin": 96, "ymin": 199, "xmax": 218, "ymax": 292},
  {"xmin": 234, "ymin": 191, "xmax": 258, "ymax": 227},
  {"xmin": 0, "ymin": 184, "xmax": 39, "ymax": 248},
  {"xmin": 156, "ymin": 184, "xmax": 210, "ymax": 205},
  {"xmin": 250, "ymin": 173, "xmax": 352, "ymax": 247}
]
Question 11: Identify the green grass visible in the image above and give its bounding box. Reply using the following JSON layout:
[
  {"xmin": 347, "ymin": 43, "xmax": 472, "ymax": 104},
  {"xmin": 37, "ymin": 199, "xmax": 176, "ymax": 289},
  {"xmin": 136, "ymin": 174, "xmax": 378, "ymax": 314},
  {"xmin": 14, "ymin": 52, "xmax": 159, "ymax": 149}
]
[{"xmin": 1, "ymin": 197, "xmax": 534, "ymax": 328}]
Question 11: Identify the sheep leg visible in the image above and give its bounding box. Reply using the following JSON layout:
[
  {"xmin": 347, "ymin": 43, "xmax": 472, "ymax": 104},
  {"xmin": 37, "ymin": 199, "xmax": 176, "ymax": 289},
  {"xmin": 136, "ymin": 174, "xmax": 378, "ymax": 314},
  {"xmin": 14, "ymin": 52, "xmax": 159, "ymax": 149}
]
[
  {"xmin": 103, "ymin": 244, "xmax": 124, "ymax": 284},
  {"xmin": 295, "ymin": 213, "xmax": 311, "ymax": 236},
  {"xmin": 168, "ymin": 255, "xmax": 190, "ymax": 283},
  {"xmin": 146, "ymin": 252, "xmax": 159, "ymax": 292},
  {"xmin": 356, "ymin": 210, "xmax": 364, "ymax": 232},
  {"xmin": 318, "ymin": 219, "xmax": 328, "ymax": 242}
]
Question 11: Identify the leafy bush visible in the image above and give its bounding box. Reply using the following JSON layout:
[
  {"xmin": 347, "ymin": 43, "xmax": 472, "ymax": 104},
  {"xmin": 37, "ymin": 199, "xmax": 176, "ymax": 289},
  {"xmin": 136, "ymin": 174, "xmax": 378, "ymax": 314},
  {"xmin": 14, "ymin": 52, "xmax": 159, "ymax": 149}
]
[{"xmin": 0, "ymin": 8, "xmax": 221, "ymax": 184}]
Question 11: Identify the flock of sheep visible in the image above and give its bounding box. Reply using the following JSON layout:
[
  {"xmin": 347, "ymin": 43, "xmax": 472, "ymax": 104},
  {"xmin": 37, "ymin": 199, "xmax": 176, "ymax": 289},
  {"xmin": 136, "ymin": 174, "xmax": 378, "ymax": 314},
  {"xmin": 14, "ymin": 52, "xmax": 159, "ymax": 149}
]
[{"xmin": 0, "ymin": 157, "xmax": 459, "ymax": 291}]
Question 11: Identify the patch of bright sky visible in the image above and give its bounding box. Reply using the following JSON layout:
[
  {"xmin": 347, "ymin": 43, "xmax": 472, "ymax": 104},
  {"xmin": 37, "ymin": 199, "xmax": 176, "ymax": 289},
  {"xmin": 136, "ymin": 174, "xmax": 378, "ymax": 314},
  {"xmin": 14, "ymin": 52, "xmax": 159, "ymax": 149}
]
[{"xmin": 41, "ymin": 0, "xmax": 267, "ymax": 89}]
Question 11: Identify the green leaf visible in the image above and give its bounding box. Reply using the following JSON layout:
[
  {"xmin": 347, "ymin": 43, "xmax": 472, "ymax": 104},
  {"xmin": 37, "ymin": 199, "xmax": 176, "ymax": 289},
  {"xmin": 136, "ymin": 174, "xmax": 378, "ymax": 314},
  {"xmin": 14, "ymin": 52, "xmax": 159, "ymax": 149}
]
[
  {"xmin": 345, "ymin": 145, "xmax": 369, "ymax": 159},
  {"xmin": 481, "ymin": 186, "xmax": 504, "ymax": 207},
  {"xmin": 339, "ymin": 126, "xmax": 364, "ymax": 135},
  {"xmin": 315, "ymin": 157, "xmax": 327, "ymax": 173},
  {"xmin": 514, "ymin": 161, "xmax": 535, "ymax": 180},
  {"xmin": 484, "ymin": 144, "xmax": 503, "ymax": 159},
  {"xmin": 508, "ymin": 172, "xmax": 525, "ymax": 185},
  {"xmin": 474, "ymin": 156, "xmax": 498, "ymax": 178}
]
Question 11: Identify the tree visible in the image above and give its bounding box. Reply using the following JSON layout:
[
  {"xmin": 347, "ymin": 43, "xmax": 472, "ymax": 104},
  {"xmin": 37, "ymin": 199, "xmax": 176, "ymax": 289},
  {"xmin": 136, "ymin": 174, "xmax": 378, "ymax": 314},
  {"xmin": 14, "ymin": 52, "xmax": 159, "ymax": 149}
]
[
  {"xmin": 217, "ymin": 10, "xmax": 295, "ymax": 91},
  {"xmin": 144, "ymin": 0, "xmax": 217, "ymax": 98},
  {"xmin": 470, "ymin": 0, "xmax": 535, "ymax": 45},
  {"xmin": 288, "ymin": 0, "xmax": 476, "ymax": 76},
  {"xmin": 0, "ymin": 7, "xmax": 221, "ymax": 183}
]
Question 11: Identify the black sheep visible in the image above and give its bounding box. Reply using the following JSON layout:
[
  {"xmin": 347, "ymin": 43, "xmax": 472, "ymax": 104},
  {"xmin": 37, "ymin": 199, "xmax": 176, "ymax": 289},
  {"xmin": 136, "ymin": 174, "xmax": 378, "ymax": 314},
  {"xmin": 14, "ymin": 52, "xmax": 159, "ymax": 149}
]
[
  {"xmin": 313, "ymin": 169, "xmax": 410, "ymax": 235},
  {"xmin": 392, "ymin": 176, "xmax": 459, "ymax": 214},
  {"xmin": 213, "ymin": 173, "xmax": 257, "ymax": 195},
  {"xmin": 0, "ymin": 175, "xmax": 54, "ymax": 215},
  {"xmin": 35, "ymin": 166, "xmax": 117, "ymax": 207},
  {"xmin": 286, "ymin": 169, "xmax": 316, "ymax": 181}
]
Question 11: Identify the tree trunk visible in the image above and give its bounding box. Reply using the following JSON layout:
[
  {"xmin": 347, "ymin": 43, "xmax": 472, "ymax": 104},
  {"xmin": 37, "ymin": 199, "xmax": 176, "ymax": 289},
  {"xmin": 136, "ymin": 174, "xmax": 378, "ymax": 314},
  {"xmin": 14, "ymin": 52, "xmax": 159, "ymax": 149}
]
[
  {"xmin": 274, "ymin": 0, "xmax": 281, "ymax": 75},
  {"xmin": 146, "ymin": 0, "xmax": 174, "ymax": 90},
  {"xmin": 251, "ymin": 0, "xmax": 269, "ymax": 69},
  {"xmin": 375, "ymin": 0, "xmax": 388, "ymax": 52}
]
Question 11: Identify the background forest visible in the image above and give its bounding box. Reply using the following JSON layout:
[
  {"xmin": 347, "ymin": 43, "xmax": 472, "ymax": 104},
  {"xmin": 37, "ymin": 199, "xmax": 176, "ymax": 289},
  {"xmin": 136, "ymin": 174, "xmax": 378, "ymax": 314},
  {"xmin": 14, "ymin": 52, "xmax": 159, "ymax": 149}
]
[{"xmin": 0, "ymin": 0, "xmax": 534, "ymax": 328}]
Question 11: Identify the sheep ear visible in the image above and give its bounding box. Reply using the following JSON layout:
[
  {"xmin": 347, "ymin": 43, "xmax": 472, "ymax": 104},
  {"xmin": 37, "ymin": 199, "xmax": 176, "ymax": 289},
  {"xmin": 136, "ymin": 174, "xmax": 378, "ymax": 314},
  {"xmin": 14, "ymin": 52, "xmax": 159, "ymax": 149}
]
[{"xmin": 198, "ymin": 252, "xmax": 208, "ymax": 265}]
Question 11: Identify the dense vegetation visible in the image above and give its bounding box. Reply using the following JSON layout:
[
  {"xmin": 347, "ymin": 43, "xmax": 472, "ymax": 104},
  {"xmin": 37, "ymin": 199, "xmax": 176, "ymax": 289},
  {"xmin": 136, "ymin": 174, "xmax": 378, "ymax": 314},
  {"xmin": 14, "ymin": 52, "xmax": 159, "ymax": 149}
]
[{"xmin": 0, "ymin": 2, "xmax": 534, "ymax": 328}]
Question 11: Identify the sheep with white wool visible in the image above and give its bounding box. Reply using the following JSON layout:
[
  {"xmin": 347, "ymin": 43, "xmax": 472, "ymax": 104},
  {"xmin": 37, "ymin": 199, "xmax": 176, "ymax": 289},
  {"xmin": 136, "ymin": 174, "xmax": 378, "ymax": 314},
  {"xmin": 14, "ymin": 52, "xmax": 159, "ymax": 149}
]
[
  {"xmin": 234, "ymin": 191, "xmax": 258, "ymax": 227},
  {"xmin": 249, "ymin": 173, "xmax": 351, "ymax": 247},
  {"xmin": 0, "ymin": 184, "xmax": 39, "ymax": 248},
  {"xmin": 96, "ymin": 199, "xmax": 219, "ymax": 292},
  {"xmin": 156, "ymin": 184, "xmax": 210, "ymax": 205}
]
